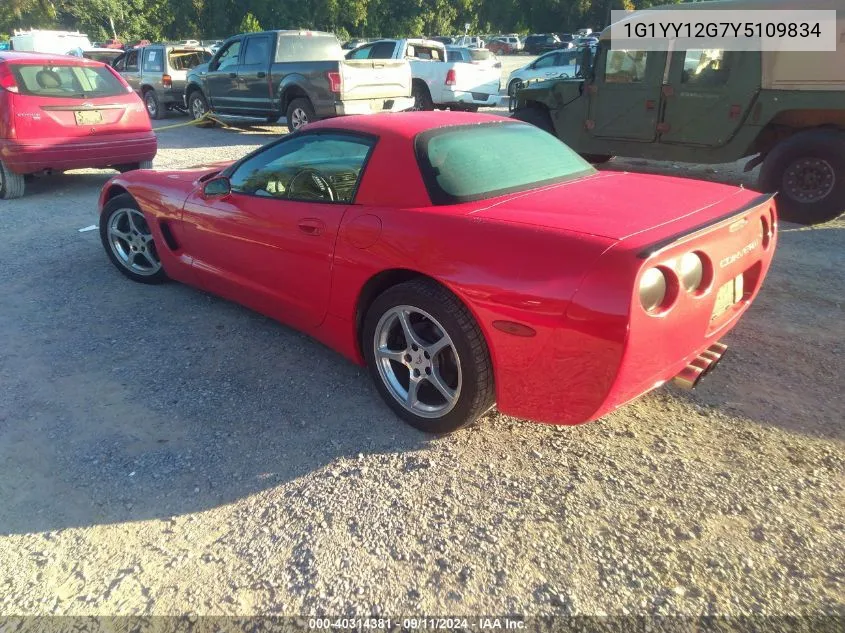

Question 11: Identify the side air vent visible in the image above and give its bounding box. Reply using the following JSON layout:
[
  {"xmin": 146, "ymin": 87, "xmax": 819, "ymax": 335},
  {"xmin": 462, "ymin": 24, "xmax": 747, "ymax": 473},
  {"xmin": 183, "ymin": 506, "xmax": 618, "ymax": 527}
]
[{"xmin": 159, "ymin": 221, "xmax": 180, "ymax": 251}]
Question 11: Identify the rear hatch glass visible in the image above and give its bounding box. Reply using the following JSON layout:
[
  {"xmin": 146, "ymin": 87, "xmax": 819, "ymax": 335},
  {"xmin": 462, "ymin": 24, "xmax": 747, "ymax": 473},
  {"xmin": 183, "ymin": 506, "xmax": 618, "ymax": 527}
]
[
  {"xmin": 168, "ymin": 49, "xmax": 211, "ymax": 70},
  {"xmin": 9, "ymin": 62, "xmax": 125, "ymax": 99}
]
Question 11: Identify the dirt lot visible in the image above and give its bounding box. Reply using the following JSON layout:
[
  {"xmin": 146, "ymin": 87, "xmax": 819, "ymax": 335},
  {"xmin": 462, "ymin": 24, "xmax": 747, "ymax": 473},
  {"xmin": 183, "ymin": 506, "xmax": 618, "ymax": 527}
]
[{"xmin": 0, "ymin": 114, "xmax": 843, "ymax": 619}]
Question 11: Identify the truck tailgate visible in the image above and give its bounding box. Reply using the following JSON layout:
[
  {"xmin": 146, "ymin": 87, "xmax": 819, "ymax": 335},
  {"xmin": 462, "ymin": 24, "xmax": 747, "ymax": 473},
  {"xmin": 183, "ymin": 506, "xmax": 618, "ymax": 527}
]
[
  {"xmin": 450, "ymin": 62, "xmax": 500, "ymax": 95},
  {"xmin": 340, "ymin": 59, "xmax": 412, "ymax": 101}
]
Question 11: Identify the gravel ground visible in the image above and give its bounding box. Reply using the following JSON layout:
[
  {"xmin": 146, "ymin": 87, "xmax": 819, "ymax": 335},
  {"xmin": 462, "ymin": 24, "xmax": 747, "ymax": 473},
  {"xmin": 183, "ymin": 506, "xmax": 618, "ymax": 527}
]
[{"xmin": 0, "ymin": 110, "xmax": 843, "ymax": 620}]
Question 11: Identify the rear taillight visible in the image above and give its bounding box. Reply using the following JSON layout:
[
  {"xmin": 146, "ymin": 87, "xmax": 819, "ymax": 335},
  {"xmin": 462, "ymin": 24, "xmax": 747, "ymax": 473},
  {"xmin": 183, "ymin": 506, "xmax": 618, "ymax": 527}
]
[
  {"xmin": 326, "ymin": 71, "xmax": 341, "ymax": 94},
  {"xmin": 0, "ymin": 63, "xmax": 19, "ymax": 93},
  {"xmin": 445, "ymin": 68, "xmax": 456, "ymax": 86},
  {"xmin": 162, "ymin": 74, "xmax": 172, "ymax": 88}
]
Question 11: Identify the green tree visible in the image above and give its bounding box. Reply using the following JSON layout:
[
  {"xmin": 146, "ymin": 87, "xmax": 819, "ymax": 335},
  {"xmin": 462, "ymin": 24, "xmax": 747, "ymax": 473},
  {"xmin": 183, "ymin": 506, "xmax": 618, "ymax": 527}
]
[{"xmin": 238, "ymin": 11, "xmax": 261, "ymax": 33}]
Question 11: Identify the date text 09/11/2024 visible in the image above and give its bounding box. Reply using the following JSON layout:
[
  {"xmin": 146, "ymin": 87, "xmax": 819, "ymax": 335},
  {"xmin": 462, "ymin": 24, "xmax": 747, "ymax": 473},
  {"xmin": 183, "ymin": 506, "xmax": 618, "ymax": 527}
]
[{"xmin": 308, "ymin": 618, "xmax": 526, "ymax": 630}]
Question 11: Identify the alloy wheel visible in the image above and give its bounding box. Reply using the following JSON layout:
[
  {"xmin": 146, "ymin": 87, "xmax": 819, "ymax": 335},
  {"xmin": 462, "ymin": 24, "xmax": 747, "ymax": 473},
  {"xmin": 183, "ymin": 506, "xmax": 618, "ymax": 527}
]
[
  {"xmin": 373, "ymin": 305, "xmax": 462, "ymax": 418},
  {"xmin": 145, "ymin": 93, "xmax": 158, "ymax": 118},
  {"xmin": 107, "ymin": 208, "xmax": 161, "ymax": 276},
  {"xmin": 191, "ymin": 95, "xmax": 206, "ymax": 120},
  {"xmin": 290, "ymin": 107, "xmax": 308, "ymax": 130}
]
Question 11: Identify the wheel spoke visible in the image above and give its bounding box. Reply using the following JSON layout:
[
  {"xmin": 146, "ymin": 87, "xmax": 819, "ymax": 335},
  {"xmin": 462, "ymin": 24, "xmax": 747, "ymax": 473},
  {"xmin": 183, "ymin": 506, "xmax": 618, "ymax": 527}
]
[
  {"xmin": 110, "ymin": 227, "xmax": 131, "ymax": 242},
  {"xmin": 397, "ymin": 310, "xmax": 422, "ymax": 348},
  {"xmin": 406, "ymin": 377, "xmax": 420, "ymax": 408},
  {"xmin": 426, "ymin": 334, "xmax": 451, "ymax": 358},
  {"xmin": 377, "ymin": 345, "xmax": 406, "ymax": 364},
  {"xmin": 125, "ymin": 210, "xmax": 139, "ymax": 233},
  {"xmin": 427, "ymin": 367, "xmax": 457, "ymax": 404}
]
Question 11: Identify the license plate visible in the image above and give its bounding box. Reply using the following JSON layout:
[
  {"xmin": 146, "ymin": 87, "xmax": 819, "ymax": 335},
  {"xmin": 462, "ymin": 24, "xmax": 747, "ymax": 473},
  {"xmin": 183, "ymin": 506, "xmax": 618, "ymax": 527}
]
[
  {"xmin": 74, "ymin": 110, "xmax": 103, "ymax": 125},
  {"xmin": 711, "ymin": 274, "xmax": 744, "ymax": 321}
]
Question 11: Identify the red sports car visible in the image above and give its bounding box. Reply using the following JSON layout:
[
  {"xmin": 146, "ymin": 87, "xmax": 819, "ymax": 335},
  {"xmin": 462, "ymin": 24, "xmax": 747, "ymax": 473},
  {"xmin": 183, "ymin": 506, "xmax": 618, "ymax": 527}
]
[{"xmin": 97, "ymin": 112, "xmax": 777, "ymax": 433}]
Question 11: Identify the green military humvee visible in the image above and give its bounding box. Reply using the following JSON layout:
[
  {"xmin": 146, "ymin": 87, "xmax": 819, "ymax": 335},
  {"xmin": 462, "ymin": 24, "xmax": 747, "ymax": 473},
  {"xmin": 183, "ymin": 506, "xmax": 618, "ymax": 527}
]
[{"xmin": 511, "ymin": 0, "xmax": 845, "ymax": 224}]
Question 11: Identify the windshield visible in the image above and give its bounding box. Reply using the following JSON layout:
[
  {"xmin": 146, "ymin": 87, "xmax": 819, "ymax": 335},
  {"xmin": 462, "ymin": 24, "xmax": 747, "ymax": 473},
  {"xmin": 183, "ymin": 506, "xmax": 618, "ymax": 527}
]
[
  {"xmin": 9, "ymin": 63, "xmax": 126, "ymax": 98},
  {"xmin": 469, "ymin": 49, "xmax": 493, "ymax": 61},
  {"xmin": 415, "ymin": 122, "xmax": 596, "ymax": 205}
]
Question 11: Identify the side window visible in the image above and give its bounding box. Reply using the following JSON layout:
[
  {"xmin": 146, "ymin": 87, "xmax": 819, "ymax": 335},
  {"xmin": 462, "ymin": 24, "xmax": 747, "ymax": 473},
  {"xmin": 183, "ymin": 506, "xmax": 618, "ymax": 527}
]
[
  {"xmin": 144, "ymin": 48, "xmax": 163, "ymax": 73},
  {"xmin": 243, "ymin": 36, "xmax": 270, "ymax": 66},
  {"xmin": 125, "ymin": 50, "xmax": 139, "ymax": 72},
  {"xmin": 230, "ymin": 133, "xmax": 376, "ymax": 203},
  {"xmin": 369, "ymin": 41, "xmax": 397, "ymax": 59},
  {"xmin": 347, "ymin": 44, "xmax": 373, "ymax": 59},
  {"xmin": 215, "ymin": 40, "xmax": 241, "ymax": 70},
  {"xmin": 113, "ymin": 54, "xmax": 126, "ymax": 71},
  {"xmin": 604, "ymin": 50, "xmax": 648, "ymax": 83},
  {"xmin": 533, "ymin": 54, "xmax": 556, "ymax": 69},
  {"xmin": 682, "ymin": 49, "xmax": 730, "ymax": 86}
]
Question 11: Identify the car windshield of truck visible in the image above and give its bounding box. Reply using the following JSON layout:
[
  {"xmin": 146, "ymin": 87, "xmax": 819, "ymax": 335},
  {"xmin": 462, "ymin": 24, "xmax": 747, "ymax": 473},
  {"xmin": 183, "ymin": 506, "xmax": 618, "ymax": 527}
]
[
  {"xmin": 169, "ymin": 48, "xmax": 211, "ymax": 70},
  {"xmin": 416, "ymin": 122, "xmax": 596, "ymax": 204},
  {"xmin": 275, "ymin": 34, "xmax": 343, "ymax": 62},
  {"xmin": 9, "ymin": 63, "xmax": 126, "ymax": 98}
]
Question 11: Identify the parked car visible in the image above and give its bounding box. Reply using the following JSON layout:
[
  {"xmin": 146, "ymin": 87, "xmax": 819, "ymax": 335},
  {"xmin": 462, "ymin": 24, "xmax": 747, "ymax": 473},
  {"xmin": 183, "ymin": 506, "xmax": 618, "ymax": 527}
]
[
  {"xmin": 486, "ymin": 38, "xmax": 514, "ymax": 56},
  {"xmin": 103, "ymin": 39, "xmax": 124, "ymax": 49},
  {"xmin": 523, "ymin": 34, "xmax": 565, "ymax": 55},
  {"xmin": 506, "ymin": 49, "xmax": 579, "ymax": 96},
  {"xmin": 113, "ymin": 44, "xmax": 212, "ymax": 119},
  {"xmin": 81, "ymin": 48, "xmax": 124, "ymax": 64},
  {"xmin": 512, "ymin": 0, "xmax": 845, "ymax": 225},
  {"xmin": 96, "ymin": 111, "xmax": 777, "ymax": 432},
  {"xmin": 445, "ymin": 46, "xmax": 502, "ymax": 71},
  {"xmin": 347, "ymin": 39, "xmax": 499, "ymax": 111},
  {"xmin": 452, "ymin": 35, "xmax": 485, "ymax": 49},
  {"xmin": 431, "ymin": 36, "xmax": 454, "ymax": 45},
  {"xmin": 342, "ymin": 38, "xmax": 369, "ymax": 50},
  {"xmin": 185, "ymin": 30, "xmax": 413, "ymax": 131},
  {"xmin": 0, "ymin": 51, "xmax": 156, "ymax": 199},
  {"xmin": 10, "ymin": 29, "xmax": 92, "ymax": 55}
]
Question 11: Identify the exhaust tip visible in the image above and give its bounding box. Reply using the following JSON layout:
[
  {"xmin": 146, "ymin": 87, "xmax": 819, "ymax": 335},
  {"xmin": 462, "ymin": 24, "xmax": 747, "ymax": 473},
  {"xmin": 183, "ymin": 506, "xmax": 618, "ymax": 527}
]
[{"xmin": 673, "ymin": 342, "xmax": 728, "ymax": 389}]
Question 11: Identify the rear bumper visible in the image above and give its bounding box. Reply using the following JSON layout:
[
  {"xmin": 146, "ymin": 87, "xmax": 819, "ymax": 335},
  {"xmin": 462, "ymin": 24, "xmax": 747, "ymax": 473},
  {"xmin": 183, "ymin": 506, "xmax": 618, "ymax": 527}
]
[
  {"xmin": 442, "ymin": 89, "xmax": 500, "ymax": 107},
  {"xmin": 325, "ymin": 96, "xmax": 415, "ymax": 117},
  {"xmin": 0, "ymin": 132, "xmax": 157, "ymax": 174}
]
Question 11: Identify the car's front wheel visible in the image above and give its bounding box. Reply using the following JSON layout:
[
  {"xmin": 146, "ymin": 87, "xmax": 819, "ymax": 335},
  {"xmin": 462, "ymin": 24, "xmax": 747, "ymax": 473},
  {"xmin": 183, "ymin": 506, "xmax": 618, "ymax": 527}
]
[
  {"xmin": 100, "ymin": 193, "xmax": 167, "ymax": 284},
  {"xmin": 363, "ymin": 280, "xmax": 495, "ymax": 434},
  {"xmin": 188, "ymin": 90, "xmax": 214, "ymax": 126}
]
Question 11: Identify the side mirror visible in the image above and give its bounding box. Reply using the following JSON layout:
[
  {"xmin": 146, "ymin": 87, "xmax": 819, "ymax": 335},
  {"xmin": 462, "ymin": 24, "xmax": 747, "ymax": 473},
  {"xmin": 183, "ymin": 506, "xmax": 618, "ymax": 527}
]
[
  {"xmin": 580, "ymin": 46, "xmax": 594, "ymax": 79},
  {"xmin": 203, "ymin": 175, "xmax": 230, "ymax": 197}
]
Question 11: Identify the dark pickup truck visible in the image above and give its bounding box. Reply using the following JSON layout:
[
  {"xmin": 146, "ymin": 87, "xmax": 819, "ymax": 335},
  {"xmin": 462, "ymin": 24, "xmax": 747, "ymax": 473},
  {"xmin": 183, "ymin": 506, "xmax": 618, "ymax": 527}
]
[{"xmin": 184, "ymin": 30, "xmax": 414, "ymax": 131}]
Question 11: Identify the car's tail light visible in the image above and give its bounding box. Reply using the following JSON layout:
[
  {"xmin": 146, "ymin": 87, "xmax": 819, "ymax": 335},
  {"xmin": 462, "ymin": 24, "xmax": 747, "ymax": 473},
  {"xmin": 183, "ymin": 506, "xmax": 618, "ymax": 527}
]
[
  {"xmin": 326, "ymin": 71, "xmax": 341, "ymax": 93},
  {"xmin": 0, "ymin": 63, "xmax": 19, "ymax": 93},
  {"xmin": 162, "ymin": 74, "xmax": 172, "ymax": 88},
  {"xmin": 445, "ymin": 68, "xmax": 456, "ymax": 85},
  {"xmin": 678, "ymin": 252, "xmax": 710, "ymax": 293},
  {"xmin": 639, "ymin": 266, "xmax": 678, "ymax": 314}
]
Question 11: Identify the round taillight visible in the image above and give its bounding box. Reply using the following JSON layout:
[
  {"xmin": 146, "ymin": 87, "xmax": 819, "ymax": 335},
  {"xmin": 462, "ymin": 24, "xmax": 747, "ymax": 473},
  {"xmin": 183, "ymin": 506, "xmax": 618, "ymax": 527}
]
[
  {"xmin": 639, "ymin": 267, "xmax": 669, "ymax": 313},
  {"xmin": 678, "ymin": 251, "xmax": 712, "ymax": 294}
]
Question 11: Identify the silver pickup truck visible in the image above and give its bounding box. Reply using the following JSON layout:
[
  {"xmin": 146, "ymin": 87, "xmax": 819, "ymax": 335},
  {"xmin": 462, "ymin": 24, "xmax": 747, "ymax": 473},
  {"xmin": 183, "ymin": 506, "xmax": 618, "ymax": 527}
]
[{"xmin": 112, "ymin": 45, "xmax": 212, "ymax": 119}]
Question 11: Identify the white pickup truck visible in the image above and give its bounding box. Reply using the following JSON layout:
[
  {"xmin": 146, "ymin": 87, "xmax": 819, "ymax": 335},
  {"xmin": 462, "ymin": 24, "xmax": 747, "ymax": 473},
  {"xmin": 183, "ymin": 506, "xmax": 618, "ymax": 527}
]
[{"xmin": 346, "ymin": 38, "xmax": 501, "ymax": 111}]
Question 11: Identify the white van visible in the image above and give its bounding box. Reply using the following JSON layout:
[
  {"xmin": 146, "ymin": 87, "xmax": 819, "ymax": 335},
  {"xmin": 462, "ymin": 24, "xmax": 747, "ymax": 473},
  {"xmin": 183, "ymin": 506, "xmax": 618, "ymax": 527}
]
[{"xmin": 10, "ymin": 29, "xmax": 93, "ymax": 55}]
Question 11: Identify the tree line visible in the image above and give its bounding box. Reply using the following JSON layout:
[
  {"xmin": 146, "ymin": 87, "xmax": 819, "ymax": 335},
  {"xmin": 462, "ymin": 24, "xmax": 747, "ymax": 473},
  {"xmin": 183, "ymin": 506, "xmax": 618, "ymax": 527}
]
[{"xmin": 2, "ymin": 0, "xmax": 681, "ymax": 44}]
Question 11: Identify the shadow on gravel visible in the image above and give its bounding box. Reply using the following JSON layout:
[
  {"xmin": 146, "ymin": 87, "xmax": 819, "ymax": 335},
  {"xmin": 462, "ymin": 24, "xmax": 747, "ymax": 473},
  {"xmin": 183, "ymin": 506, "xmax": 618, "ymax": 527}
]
[
  {"xmin": 6, "ymin": 172, "xmax": 116, "ymax": 199},
  {"xmin": 669, "ymin": 222, "xmax": 845, "ymax": 442},
  {"xmin": 152, "ymin": 119, "xmax": 286, "ymax": 151},
  {"xmin": 0, "ymin": 235, "xmax": 430, "ymax": 536}
]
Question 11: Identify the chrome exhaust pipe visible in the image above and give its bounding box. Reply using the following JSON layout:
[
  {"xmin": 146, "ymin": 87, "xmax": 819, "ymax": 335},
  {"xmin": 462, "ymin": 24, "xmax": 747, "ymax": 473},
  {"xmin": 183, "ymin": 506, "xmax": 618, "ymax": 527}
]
[{"xmin": 672, "ymin": 342, "xmax": 728, "ymax": 389}]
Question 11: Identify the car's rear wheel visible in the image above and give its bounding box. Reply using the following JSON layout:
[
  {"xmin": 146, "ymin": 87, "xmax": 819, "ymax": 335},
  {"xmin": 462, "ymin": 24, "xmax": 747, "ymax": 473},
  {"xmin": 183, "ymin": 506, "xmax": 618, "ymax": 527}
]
[
  {"xmin": 0, "ymin": 160, "xmax": 25, "ymax": 200},
  {"xmin": 411, "ymin": 82, "xmax": 434, "ymax": 111},
  {"xmin": 188, "ymin": 90, "xmax": 214, "ymax": 126},
  {"xmin": 115, "ymin": 160, "xmax": 153, "ymax": 173},
  {"xmin": 511, "ymin": 104, "xmax": 554, "ymax": 135},
  {"xmin": 99, "ymin": 193, "xmax": 167, "ymax": 284},
  {"xmin": 362, "ymin": 279, "xmax": 495, "ymax": 434},
  {"xmin": 759, "ymin": 129, "xmax": 845, "ymax": 225},
  {"xmin": 286, "ymin": 98, "xmax": 316, "ymax": 132},
  {"xmin": 143, "ymin": 89, "xmax": 162, "ymax": 120}
]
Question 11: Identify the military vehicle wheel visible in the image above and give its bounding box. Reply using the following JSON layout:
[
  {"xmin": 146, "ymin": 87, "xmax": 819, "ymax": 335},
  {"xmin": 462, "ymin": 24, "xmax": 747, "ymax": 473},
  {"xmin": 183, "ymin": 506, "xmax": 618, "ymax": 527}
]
[
  {"xmin": 760, "ymin": 130, "xmax": 845, "ymax": 225},
  {"xmin": 507, "ymin": 79, "xmax": 524, "ymax": 98},
  {"xmin": 511, "ymin": 104, "xmax": 554, "ymax": 135}
]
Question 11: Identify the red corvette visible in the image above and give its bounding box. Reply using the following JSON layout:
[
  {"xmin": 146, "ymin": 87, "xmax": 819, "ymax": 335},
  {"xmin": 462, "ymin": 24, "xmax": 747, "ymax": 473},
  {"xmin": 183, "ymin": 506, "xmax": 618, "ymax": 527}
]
[{"xmin": 97, "ymin": 112, "xmax": 777, "ymax": 433}]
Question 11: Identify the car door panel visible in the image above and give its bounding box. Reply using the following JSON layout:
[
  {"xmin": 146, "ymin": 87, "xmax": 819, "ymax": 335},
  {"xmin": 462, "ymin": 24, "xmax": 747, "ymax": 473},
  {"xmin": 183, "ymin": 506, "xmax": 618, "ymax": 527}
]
[
  {"xmin": 206, "ymin": 39, "xmax": 242, "ymax": 112},
  {"xmin": 236, "ymin": 34, "xmax": 273, "ymax": 114}
]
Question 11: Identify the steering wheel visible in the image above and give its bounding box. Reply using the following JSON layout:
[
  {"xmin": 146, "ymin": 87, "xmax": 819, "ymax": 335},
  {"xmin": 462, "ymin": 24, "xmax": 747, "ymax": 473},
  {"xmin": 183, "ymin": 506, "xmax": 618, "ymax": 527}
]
[{"xmin": 287, "ymin": 169, "xmax": 335, "ymax": 202}]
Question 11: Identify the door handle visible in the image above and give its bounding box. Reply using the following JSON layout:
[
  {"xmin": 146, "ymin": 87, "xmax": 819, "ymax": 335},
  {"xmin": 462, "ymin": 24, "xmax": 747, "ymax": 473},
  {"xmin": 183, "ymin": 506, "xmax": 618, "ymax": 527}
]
[
  {"xmin": 228, "ymin": 72, "xmax": 237, "ymax": 78},
  {"xmin": 257, "ymin": 71, "xmax": 266, "ymax": 78},
  {"xmin": 298, "ymin": 218, "xmax": 325, "ymax": 236}
]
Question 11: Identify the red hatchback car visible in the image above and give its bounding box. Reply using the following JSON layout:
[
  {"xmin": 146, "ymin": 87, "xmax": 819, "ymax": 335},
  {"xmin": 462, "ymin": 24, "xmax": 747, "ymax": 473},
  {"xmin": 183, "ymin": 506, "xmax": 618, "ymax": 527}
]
[{"xmin": 0, "ymin": 51, "xmax": 157, "ymax": 199}]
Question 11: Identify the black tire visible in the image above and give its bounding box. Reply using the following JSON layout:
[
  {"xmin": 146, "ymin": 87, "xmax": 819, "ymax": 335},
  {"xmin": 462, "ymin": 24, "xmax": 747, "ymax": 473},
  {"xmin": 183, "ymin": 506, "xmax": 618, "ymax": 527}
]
[
  {"xmin": 0, "ymin": 160, "xmax": 25, "ymax": 199},
  {"xmin": 285, "ymin": 97, "xmax": 316, "ymax": 131},
  {"xmin": 99, "ymin": 193, "xmax": 167, "ymax": 285},
  {"xmin": 266, "ymin": 114, "xmax": 281, "ymax": 124},
  {"xmin": 115, "ymin": 160, "xmax": 153, "ymax": 173},
  {"xmin": 759, "ymin": 129, "xmax": 845, "ymax": 225},
  {"xmin": 187, "ymin": 90, "xmax": 214, "ymax": 127},
  {"xmin": 411, "ymin": 81, "xmax": 434, "ymax": 111},
  {"xmin": 362, "ymin": 279, "xmax": 495, "ymax": 434},
  {"xmin": 143, "ymin": 89, "xmax": 162, "ymax": 120},
  {"xmin": 507, "ymin": 78, "xmax": 523, "ymax": 98},
  {"xmin": 511, "ymin": 104, "xmax": 554, "ymax": 135},
  {"xmin": 581, "ymin": 154, "xmax": 613, "ymax": 164}
]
